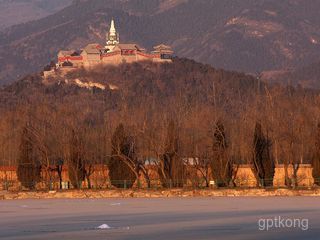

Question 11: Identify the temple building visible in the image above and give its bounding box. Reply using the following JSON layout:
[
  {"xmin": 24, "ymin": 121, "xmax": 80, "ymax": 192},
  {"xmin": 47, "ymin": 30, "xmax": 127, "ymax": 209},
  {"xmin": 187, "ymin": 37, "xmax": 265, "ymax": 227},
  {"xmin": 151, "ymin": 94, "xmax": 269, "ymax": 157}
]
[{"xmin": 57, "ymin": 19, "xmax": 173, "ymax": 68}]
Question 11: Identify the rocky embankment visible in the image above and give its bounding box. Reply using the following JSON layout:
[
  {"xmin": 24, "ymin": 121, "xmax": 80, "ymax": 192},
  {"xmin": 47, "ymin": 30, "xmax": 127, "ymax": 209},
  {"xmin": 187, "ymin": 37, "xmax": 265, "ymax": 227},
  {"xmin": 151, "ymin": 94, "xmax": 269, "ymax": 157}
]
[{"xmin": 1, "ymin": 188, "xmax": 320, "ymax": 200}]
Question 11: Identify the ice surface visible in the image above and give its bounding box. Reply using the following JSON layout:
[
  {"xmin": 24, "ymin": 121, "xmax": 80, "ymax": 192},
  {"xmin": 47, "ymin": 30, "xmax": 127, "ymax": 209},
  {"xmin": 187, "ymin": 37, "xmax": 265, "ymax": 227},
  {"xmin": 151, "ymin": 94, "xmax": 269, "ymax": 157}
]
[{"xmin": 1, "ymin": 198, "xmax": 320, "ymax": 240}]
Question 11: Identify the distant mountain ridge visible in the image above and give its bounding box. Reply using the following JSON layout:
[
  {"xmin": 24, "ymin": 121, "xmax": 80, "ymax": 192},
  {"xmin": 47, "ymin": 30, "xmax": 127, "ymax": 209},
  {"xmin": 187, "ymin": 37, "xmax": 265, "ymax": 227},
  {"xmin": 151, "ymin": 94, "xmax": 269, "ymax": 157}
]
[
  {"xmin": 1, "ymin": 0, "xmax": 320, "ymax": 85},
  {"xmin": 0, "ymin": 0, "xmax": 72, "ymax": 30},
  {"xmin": 262, "ymin": 60, "xmax": 320, "ymax": 89}
]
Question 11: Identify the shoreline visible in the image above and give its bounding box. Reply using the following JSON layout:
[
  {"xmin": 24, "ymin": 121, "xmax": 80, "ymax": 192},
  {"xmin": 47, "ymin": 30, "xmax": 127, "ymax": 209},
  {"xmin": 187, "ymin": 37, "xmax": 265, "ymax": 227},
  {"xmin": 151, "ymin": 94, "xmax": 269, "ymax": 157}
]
[{"xmin": 2, "ymin": 188, "xmax": 320, "ymax": 200}]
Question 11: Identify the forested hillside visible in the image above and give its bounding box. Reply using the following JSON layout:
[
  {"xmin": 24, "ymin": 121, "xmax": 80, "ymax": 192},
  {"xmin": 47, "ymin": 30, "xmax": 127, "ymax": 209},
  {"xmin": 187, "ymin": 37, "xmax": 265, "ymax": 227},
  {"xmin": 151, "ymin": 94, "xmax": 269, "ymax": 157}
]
[
  {"xmin": 262, "ymin": 60, "xmax": 320, "ymax": 89},
  {"xmin": 1, "ymin": 58, "xmax": 320, "ymax": 188}
]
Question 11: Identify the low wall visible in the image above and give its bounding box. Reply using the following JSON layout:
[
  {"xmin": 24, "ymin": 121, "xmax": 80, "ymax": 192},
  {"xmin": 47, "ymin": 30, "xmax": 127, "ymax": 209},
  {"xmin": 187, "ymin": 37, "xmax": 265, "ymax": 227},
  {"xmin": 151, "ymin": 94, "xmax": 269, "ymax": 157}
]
[
  {"xmin": 273, "ymin": 164, "xmax": 314, "ymax": 187},
  {"xmin": 0, "ymin": 164, "xmax": 316, "ymax": 190},
  {"xmin": 234, "ymin": 165, "xmax": 257, "ymax": 187},
  {"xmin": 234, "ymin": 164, "xmax": 314, "ymax": 187}
]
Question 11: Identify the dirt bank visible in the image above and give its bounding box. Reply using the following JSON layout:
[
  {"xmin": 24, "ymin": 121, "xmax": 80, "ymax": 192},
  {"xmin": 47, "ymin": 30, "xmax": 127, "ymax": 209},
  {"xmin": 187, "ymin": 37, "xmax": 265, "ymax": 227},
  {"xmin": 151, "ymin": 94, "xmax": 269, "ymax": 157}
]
[{"xmin": 1, "ymin": 188, "xmax": 320, "ymax": 200}]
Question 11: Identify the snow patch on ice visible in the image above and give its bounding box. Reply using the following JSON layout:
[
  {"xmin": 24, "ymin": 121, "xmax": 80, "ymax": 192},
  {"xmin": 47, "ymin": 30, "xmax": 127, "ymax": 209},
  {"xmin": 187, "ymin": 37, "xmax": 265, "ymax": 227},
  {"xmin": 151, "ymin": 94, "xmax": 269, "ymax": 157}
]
[
  {"xmin": 110, "ymin": 203, "xmax": 121, "ymax": 206},
  {"xmin": 96, "ymin": 224, "xmax": 112, "ymax": 229}
]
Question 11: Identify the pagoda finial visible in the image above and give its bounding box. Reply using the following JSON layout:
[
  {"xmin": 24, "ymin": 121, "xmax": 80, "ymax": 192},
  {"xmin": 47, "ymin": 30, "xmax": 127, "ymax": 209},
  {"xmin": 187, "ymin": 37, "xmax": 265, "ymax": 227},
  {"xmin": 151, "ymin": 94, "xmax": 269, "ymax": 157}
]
[{"xmin": 110, "ymin": 18, "xmax": 116, "ymax": 36}]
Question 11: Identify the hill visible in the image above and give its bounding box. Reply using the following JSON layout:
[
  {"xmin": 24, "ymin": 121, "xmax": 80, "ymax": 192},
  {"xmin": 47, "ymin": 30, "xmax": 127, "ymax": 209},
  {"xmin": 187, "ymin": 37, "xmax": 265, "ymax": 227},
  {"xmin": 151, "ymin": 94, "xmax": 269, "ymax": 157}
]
[
  {"xmin": 0, "ymin": 58, "xmax": 259, "ymax": 165},
  {"xmin": 1, "ymin": 0, "xmax": 320, "ymax": 85},
  {"xmin": 0, "ymin": 58, "xmax": 318, "ymax": 165},
  {"xmin": 0, "ymin": 58, "xmax": 258, "ymax": 108},
  {"xmin": 0, "ymin": 0, "xmax": 72, "ymax": 30},
  {"xmin": 1, "ymin": 58, "xmax": 320, "ymax": 191},
  {"xmin": 262, "ymin": 60, "xmax": 320, "ymax": 89}
]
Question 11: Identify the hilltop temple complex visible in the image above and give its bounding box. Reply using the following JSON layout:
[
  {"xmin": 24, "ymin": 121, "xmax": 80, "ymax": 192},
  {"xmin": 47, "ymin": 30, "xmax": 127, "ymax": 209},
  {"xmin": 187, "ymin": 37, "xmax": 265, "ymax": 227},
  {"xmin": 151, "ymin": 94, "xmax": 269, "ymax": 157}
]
[{"xmin": 57, "ymin": 19, "xmax": 173, "ymax": 69}]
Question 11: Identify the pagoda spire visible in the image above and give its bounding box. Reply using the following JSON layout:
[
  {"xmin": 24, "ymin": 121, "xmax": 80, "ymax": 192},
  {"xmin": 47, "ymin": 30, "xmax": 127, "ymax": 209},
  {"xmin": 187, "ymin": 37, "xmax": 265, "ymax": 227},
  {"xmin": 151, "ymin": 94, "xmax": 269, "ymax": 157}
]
[{"xmin": 106, "ymin": 18, "xmax": 119, "ymax": 50}]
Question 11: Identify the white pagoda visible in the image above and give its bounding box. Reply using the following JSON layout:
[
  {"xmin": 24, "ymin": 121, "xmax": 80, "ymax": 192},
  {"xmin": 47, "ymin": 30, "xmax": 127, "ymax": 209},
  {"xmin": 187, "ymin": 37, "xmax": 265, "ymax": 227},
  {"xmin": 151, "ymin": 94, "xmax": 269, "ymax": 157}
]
[{"xmin": 105, "ymin": 19, "xmax": 120, "ymax": 51}]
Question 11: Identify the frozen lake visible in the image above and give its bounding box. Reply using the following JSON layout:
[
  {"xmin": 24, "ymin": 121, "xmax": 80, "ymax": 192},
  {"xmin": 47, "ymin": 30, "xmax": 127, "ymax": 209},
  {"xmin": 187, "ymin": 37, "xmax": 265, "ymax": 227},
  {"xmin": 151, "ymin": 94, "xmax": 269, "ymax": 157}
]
[{"xmin": 0, "ymin": 197, "xmax": 319, "ymax": 240}]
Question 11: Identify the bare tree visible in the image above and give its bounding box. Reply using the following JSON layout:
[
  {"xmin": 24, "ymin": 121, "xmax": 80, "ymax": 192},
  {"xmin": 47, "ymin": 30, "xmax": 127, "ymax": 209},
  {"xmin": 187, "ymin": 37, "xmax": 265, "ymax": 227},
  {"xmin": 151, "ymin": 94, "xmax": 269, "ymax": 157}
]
[
  {"xmin": 67, "ymin": 129, "xmax": 85, "ymax": 189},
  {"xmin": 17, "ymin": 125, "xmax": 41, "ymax": 190},
  {"xmin": 158, "ymin": 120, "xmax": 186, "ymax": 188},
  {"xmin": 109, "ymin": 123, "xmax": 137, "ymax": 188},
  {"xmin": 312, "ymin": 122, "xmax": 320, "ymax": 185}
]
